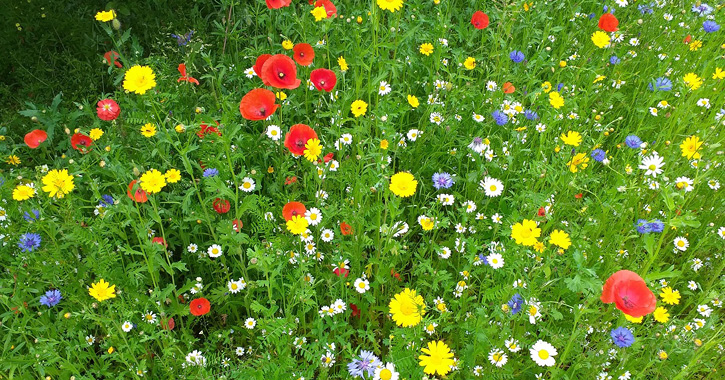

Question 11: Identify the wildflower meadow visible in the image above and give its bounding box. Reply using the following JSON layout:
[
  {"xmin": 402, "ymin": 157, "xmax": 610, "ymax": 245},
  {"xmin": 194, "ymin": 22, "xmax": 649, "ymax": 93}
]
[{"xmin": 2, "ymin": 0, "xmax": 725, "ymax": 379}]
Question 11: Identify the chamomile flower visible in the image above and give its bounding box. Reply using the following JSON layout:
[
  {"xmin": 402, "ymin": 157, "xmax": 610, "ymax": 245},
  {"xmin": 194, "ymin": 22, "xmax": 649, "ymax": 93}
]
[{"xmin": 239, "ymin": 177, "xmax": 256, "ymax": 192}]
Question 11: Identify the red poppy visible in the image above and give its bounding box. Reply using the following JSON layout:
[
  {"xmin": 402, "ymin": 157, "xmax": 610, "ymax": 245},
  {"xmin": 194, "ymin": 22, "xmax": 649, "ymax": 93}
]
[
  {"xmin": 190, "ymin": 297, "xmax": 211, "ymax": 316},
  {"xmin": 24, "ymin": 129, "xmax": 48, "ymax": 149},
  {"xmin": 177, "ymin": 63, "xmax": 199, "ymax": 85},
  {"xmin": 293, "ymin": 43, "xmax": 315, "ymax": 66},
  {"xmin": 390, "ymin": 268, "xmax": 401, "ymax": 281},
  {"xmin": 310, "ymin": 68, "xmax": 337, "ymax": 92},
  {"xmin": 575, "ymin": 193, "xmax": 583, "ymax": 199},
  {"xmin": 127, "ymin": 180, "xmax": 148, "ymax": 203},
  {"xmin": 265, "ymin": 0, "xmax": 291, "ymax": 9},
  {"xmin": 285, "ymin": 176, "xmax": 297, "ymax": 185},
  {"xmin": 537, "ymin": 207, "xmax": 546, "ymax": 217},
  {"xmin": 260, "ymin": 54, "xmax": 301, "ymax": 90},
  {"xmin": 502, "ymin": 82, "xmax": 516, "ymax": 94},
  {"xmin": 284, "ymin": 124, "xmax": 318, "ymax": 156},
  {"xmin": 152, "ymin": 237, "xmax": 167, "ymax": 247},
  {"xmin": 104, "ymin": 51, "xmax": 122, "ymax": 68},
  {"xmin": 598, "ymin": 13, "xmax": 619, "ymax": 32},
  {"xmin": 340, "ymin": 221, "xmax": 353, "ymax": 236},
  {"xmin": 254, "ymin": 54, "xmax": 272, "ymax": 80},
  {"xmin": 315, "ymin": 0, "xmax": 337, "ymax": 17},
  {"xmin": 471, "ymin": 11, "xmax": 489, "ymax": 29},
  {"xmin": 350, "ymin": 303, "xmax": 360, "ymax": 318},
  {"xmin": 233, "ymin": 219, "xmax": 243, "ymax": 233},
  {"xmin": 601, "ymin": 270, "xmax": 657, "ymax": 318},
  {"xmin": 239, "ymin": 88, "xmax": 279, "ymax": 121},
  {"xmin": 96, "ymin": 99, "xmax": 121, "ymax": 121},
  {"xmin": 213, "ymin": 198, "xmax": 231, "ymax": 214},
  {"xmin": 197, "ymin": 121, "xmax": 222, "ymax": 139},
  {"xmin": 333, "ymin": 267, "xmax": 349, "ymax": 277},
  {"xmin": 161, "ymin": 317, "xmax": 175, "ymax": 330},
  {"xmin": 70, "ymin": 133, "xmax": 93, "ymax": 153},
  {"xmin": 323, "ymin": 152, "xmax": 334, "ymax": 163},
  {"xmin": 683, "ymin": 35, "xmax": 692, "ymax": 44},
  {"xmin": 282, "ymin": 201, "xmax": 306, "ymax": 221}
]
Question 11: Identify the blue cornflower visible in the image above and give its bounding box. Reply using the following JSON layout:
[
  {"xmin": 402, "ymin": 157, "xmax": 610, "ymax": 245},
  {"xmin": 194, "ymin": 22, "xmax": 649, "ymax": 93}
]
[
  {"xmin": 524, "ymin": 109, "xmax": 539, "ymax": 120},
  {"xmin": 648, "ymin": 77, "xmax": 672, "ymax": 92},
  {"xmin": 557, "ymin": 83, "xmax": 564, "ymax": 92},
  {"xmin": 625, "ymin": 135, "xmax": 643, "ymax": 149},
  {"xmin": 100, "ymin": 195, "xmax": 114, "ymax": 207},
  {"xmin": 40, "ymin": 289, "xmax": 62, "ymax": 308},
  {"xmin": 171, "ymin": 30, "xmax": 194, "ymax": 46},
  {"xmin": 588, "ymin": 13, "xmax": 596, "ymax": 20},
  {"xmin": 648, "ymin": 219, "xmax": 664, "ymax": 233},
  {"xmin": 611, "ymin": 327, "xmax": 635, "ymax": 348},
  {"xmin": 508, "ymin": 293, "xmax": 524, "ymax": 315},
  {"xmin": 591, "ymin": 149, "xmax": 606, "ymax": 162},
  {"xmin": 203, "ymin": 168, "xmax": 219, "ymax": 178},
  {"xmin": 492, "ymin": 110, "xmax": 508, "ymax": 126},
  {"xmin": 610, "ymin": 55, "xmax": 621, "ymax": 65},
  {"xmin": 23, "ymin": 209, "xmax": 41, "ymax": 222},
  {"xmin": 432, "ymin": 172, "xmax": 454, "ymax": 190},
  {"xmin": 703, "ymin": 20, "xmax": 720, "ymax": 33},
  {"xmin": 18, "ymin": 233, "xmax": 41, "ymax": 252},
  {"xmin": 636, "ymin": 219, "xmax": 652, "ymax": 234},
  {"xmin": 638, "ymin": 4, "xmax": 653, "ymax": 14},
  {"xmin": 692, "ymin": 3, "xmax": 714, "ymax": 16},
  {"xmin": 509, "ymin": 50, "xmax": 525, "ymax": 63},
  {"xmin": 347, "ymin": 350, "xmax": 381, "ymax": 378},
  {"xmin": 478, "ymin": 253, "xmax": 489, "ymax": 266}
]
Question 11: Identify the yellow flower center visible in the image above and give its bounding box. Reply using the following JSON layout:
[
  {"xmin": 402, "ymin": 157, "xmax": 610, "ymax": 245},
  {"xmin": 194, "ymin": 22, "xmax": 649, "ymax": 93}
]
[
  {"xmin": 358, "ymin": 282, "xmax": 366, "ymax": 289},
  {"xmin": 379, "ymin": 369, "xmax": 392, "ymax": 380},
  {"xmin": 538, "ymin": 350, "xmax": 549, "ymax": 360},
  {"xmin": 648, "ymin": 164, "xmax": 656, "ymax": 170}
]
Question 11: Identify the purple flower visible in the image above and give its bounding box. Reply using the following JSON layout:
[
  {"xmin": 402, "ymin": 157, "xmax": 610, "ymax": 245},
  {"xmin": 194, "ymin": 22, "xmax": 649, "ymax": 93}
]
[
  {"xmin": 692, "ymin": 3, "xmax": 714, "ymax": 16},
  {"xmin": 508, "ymin": 293, "xmax": 523, "ymax": 315},
  {"xmin": 591, "ymin": 149, "xmax": 606, "ymax": 162},
  {"xmin": 636, "ymin": 219, "xmax": 651, "ymax": 234},
  {"xmin": 609, "ymin": 55, "xmax": 620, "ymax": 65},
  {"xmin": 638, "ymin": 4, "xmax": 653, "ymax": 14},
  {"xmin": 648, "ymin": 219, "xmax": 664, "ymax": 233},
  {"xmin": 648, "ymin": 77, "xmax": 672, "ymax": 91},
  {"xmin": 509, "ymin": 50, "xmax": 525, "ymax": 63},
  {"xmin": 492, "ymin": 110, "xmax": 508, "ymax": 125},
  {"xmin": 23, "ymin": 209, "xmax": 41, "ymax": 222},
  {"xmin": 432, "ymin": 172, "xmax": 454, "ymax": 190},
  {"xmin": 524, "ymin": 109, "xmax": 539, "ymax": 120},
  {"xmin": 611, "ymin": 327, "xmax": 635, "ymax": 348},
  {"xmin": 18, "ymin": 233, "xmax": 41, "ymax": 252},
  {"xmin": 478, "ymin": 253, "xmax": 489, "ymax": 265},
  {"xmin": 40, "ymin": 289, "xmax": 62, "ymax": 307},
  {"xmin": 100, "ymin": 195, "xmax": 114, "ymax": 207},
  {"xmin": 625, "ymin": 135, "xmax": 642, "ymax": 149},
  {"xmin": 347, "ymin": 350, "xmax": 381, "ymax": 378},
  {"xmin": 203, "ymin": 168, "xmax": 219, "ymax": 178},
  {"xmin": 703, "ymin": 20, "xmax": 720, "ymax": 33},
  {"xmin": 557, "ymin": 83, "xmax": 564, "ymax": 92}
]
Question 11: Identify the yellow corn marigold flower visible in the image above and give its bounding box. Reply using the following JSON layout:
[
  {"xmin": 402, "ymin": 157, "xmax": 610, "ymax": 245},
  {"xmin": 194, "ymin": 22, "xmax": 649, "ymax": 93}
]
[
  {"xmin": 659, "ymin": 287, "xmax": 681, "ymax": 305},
  {"xmin": 567, "ymin": 153, "xmax": 589, "ymax": 173},
  {"xmin": 123, "ymin": 65, "xmax": 157, "ymax": 95},
  {"xmin": 419, "ymin": 216, "xmax": 435, "ymax": 231},
  {"xmin": 511, "ymin": 219, "xmax": 541, "ymax": 246},
  {"xmin": 13, "ymin": 185, "xmax": 36, "ymax": 201},
  {"xmin": 419, "ymin": 43, "xmax": 434, "ymax": 56},
  {"xmin": 464, "ymin": 57, "xmax": 476, "ymax": 70},
  {"xmin": 338, "ymin": 56, "xmax": 348, "ymax": 72},
  {"xmin": 350, "ymin": 99, "xmax": 367, "ymax": 117},
  {"xmin": 42, "ymin": 169, "xmax": 75, "ymax": 199},
  {"xmin": 89, "ymin": 128, "xmax": 104, "ymax": 141},
  {"xmin": 377, "ymin": 0, "xmax": 404, "ymax": 12},
  {"xmin": 679, "ymin": 135, "xmax": 703, "ymax": 160},
  {"xmin": 389, "ymin": 172, "xmax": 417, "ymax": 197},
  {"xmin": 139, "ymin": 169, "xmax": 166, "ymax": 194},
  {"xmin": 311, "ymin": 6, "xmax": 327, "ymax": 21},
  {"xmin": 95, "ymin": 10, "xmax": 116, "ymax": 22},
  {"xmin": 689, "ymin": 40, "xmax": 702, "ymax": 51},
  {"xmin": 560, "ymin": 131, "xmax": 582, "ymax": 147},
  {"xmin": 89, "ymin": 279, "xmax": 116, "ymax": 302},
  {"xmin": 6, "ymin": 155, "xmax": 21, "ymax": 165},
  {"xmin": 653, "ymin": 306, "xmax": 670, "ymax": 323},
  {"xmin": 286, "ymin": 215, "xmax": 309, "ymax": 235},
  {"xmin": 140, "ymin": 123, "xmax": 156, "ymax": 137},
  {"xmin": 389, "ymin": 288, "xmax": 425, "ymax": 327},
  {"xmin": 549, "ymin": 91, "xmax": 564, "ymax": 109},
  {"xmin": 591, "ymin": 31, "xmax": 610, "ymax": 48},
  {"xmin": 419, "ymin": 340, "xmax": 454, "ymax": 376},
  {"xmin": 407, "ymin": 94, "xmax": 419, "ymax": 108},
  {"xmin": 380, "ymin": 139, "xmax": 389, "ymax": 149},
  {"xmin": 549, "ymin": 229, "xmax": 571, "ymax": 250},
  {"xmin": 683, "ymin": 72, "xmax": 703, "ymax": 90},
  {"xmin": 624, "ymin": 313, "xmax": 643, "ymax": 323},
  {"xmin": 303, "ymin": 138, "xmax": 322, "ymax": 162},
  {"xmin": 165, "ymin": 169, "xmax": 181, "ymax": 183},
  {"xmin": 282, "ymin": 40, "xmax": 293, "ymax": 50},
  {"xmin": 541, "ymin": 81, "xmax": 552, "ymax": 93},
  {"xmin": 713, "ymin": 67, "xmax": 725, "ymax": 80}
]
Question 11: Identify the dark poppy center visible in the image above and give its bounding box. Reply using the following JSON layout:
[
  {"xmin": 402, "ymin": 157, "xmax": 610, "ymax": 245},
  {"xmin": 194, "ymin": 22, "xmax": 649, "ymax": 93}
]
[
  {"xmin": 320, "ymin": 80, "xmax": 325, "ymax": 85},
  {"xmin": 258, "ymin": 107, "xmax": 266, "ymax": 116},
  {"xmin": 295, "ymin": 139, "xmax": 305, "ymax": 149},
  {"xmin": 291, "ymin": 210, "xmax": 300, "ymax": 217},
  {"xmin": 278, "ymin": 72, "xmax": 285, "ymax": 78},
  {"xmin": 299, "ymin": 52, "xmax": 305, "ymax": 57}
]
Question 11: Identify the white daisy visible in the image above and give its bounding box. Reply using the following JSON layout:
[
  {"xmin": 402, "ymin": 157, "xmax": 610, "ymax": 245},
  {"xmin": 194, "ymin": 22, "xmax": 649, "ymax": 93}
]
[
  {"xmin": 639, "ymin": 152, "xmax": 665, "ymax": 177},
  {"xmin": 353, "ymin": 278, "xmax": 370, "ymax": 294},
  {"xmin": 305, "ymin": 207, "xmax": 323, "ymax": 226},
  {"xmin": 673, "ymin": 236, "xmax": 689, "ymax": 251},
  {"xmin": 121, "ymin": 321, "xmax": 133, "ymax": 332},
  {"xmin": 530, "ymin": 340, "xmax": 558, "ymax": 367},
  {"xmin": 480, "ymin": 177, "xmax": 504, "ymax": 197},
  {"xmin": 320, "ymin": 228, "xmax": 334, "ymax": 242},
  {"xmin": 245, "ymin": 317, "xmax": 256, "ymax": 329},
  {"xmin": 187, "ymin": 243, "xmax": 198, "ymax": 253},
  {"xmin": 228, "ymin": 278, "xmax": 246, "ymax": 293},
  {"xmin": 239, "ymin": 177, "xmax": 256, "ymax": 192},
  {"xmin": 488, "ymin": 349, "xmax": 508, "ymax": 367},
  {"xmin": 244, "ymin": 67, "xmax": 256, "ymax": 78},
  {"xmin": 340, "ymin": 133, "xmax": 353, "ymax": 145},
  {"xmin": 266, "ymin": 125, "xmax": 282, "ymax": 141},
  {"xmin": 487, "ymin": 253, "xmax": 504, "ymax": 269},
  {"xmin": 407, "ymin": 129, "xmax": 421, "ymax": 141},
  {"xmin": 378, "ymin": 81, "xmax": 392, "ymax": 96},
  {"xmin": 207, "ymin": 244, "xmax": 223, "ymax": 258}
]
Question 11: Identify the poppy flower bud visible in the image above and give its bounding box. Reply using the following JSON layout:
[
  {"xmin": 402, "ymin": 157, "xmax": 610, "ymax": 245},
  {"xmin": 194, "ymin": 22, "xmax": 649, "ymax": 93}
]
[
  {"xmin": 31, "ymin": 116, "xmax": 39, "ymax": 123},
  {"xmin": 112, "ymin": 18, "xmax": 121, "ymax": 30},
  {"xmin": 133, "ymin": 167, "xmax": 140, "ymax": 176}
]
